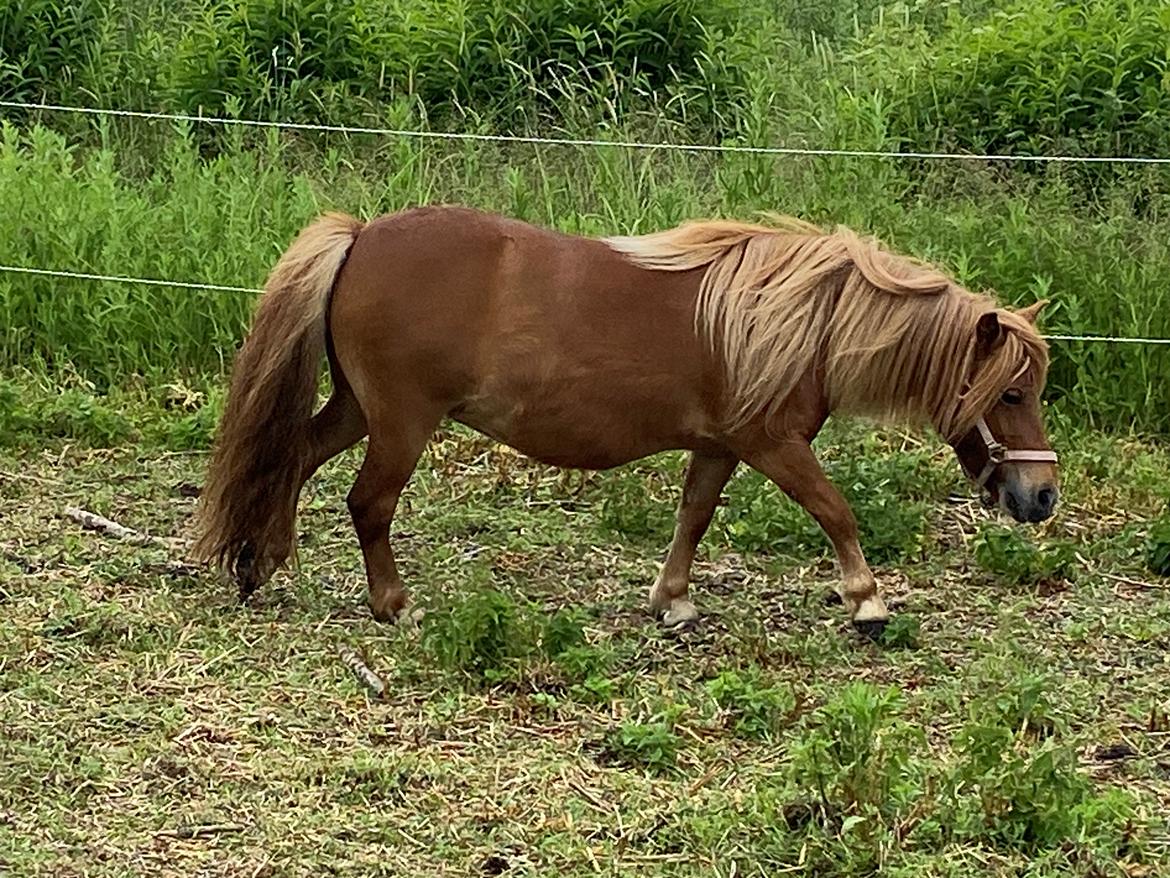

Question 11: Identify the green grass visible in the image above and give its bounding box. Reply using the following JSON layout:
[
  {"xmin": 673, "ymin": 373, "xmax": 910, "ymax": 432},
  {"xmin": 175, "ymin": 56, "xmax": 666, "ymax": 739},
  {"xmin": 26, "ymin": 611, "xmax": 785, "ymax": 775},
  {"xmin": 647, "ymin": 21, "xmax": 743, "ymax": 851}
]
[
  {"xmin": 1, "ymin": 403, "xmax": 1169, "ymax": 875},
  {"xmin": 862, "ymin": 0, "xmax": 1170, "ymax": 160},
  {"xmin": 3, "ymin": 5, "xmax": 1170, "ymax": 429},
  {"xmin": 0, "ymin": 0, "xmax": 762, "ymax": 136}
]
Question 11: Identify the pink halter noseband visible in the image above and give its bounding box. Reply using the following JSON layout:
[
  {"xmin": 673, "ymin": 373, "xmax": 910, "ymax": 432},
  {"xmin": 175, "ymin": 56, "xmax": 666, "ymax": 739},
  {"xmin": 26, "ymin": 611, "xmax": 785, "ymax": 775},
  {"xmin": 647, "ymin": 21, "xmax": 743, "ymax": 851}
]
[{"xmin": 972, "ymin": 416, "xmax": 1058, "ymax": 489}]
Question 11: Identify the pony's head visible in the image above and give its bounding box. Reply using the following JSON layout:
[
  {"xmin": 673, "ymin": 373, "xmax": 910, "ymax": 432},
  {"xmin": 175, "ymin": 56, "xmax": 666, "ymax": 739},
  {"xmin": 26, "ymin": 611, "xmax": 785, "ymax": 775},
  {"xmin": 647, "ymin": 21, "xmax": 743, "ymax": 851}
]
[{"xmin": 949, "ymin": 300, "xmax": 1059, "ymax": 523}]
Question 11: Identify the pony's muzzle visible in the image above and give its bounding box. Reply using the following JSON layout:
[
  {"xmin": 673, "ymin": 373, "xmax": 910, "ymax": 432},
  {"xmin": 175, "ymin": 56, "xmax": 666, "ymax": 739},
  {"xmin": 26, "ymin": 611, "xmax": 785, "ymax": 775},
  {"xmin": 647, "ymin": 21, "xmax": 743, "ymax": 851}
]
[{"xmin": 1002, "ymin": 481, "xmax": 1059, "ymax": 523}]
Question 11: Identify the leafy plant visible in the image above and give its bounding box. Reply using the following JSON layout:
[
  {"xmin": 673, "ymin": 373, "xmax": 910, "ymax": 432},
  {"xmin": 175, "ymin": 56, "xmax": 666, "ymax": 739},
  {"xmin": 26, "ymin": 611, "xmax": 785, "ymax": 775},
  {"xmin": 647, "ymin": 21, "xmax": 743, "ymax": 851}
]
[
  {"xmin": 790, "ymin": 682, "xmax": 922, "ymax": 819},
  {"xmin": 541, "ymin": 608, "xmax": 588, "ymax": 657},
  {"xmin": 1145, "ymin": 509, "xmax": 1170, "ymax": 576},
  {"xmin": 863, "ymin": 0, "xmax": 1170, "ymax": 161},
  {"xmin": 0, "ymin": 0, "xmax": 106, "ymax": 104},
  {"xmin": 973, "ymin": 523, "xmax": 1077, "ymax": 586},
  {"xmin": 953, "ymin": 723, "xmax": 1094, "ymax": 850},
  {"xmin": 0, "ymin": 377, "xmax": 34, "ymax": 443},
  {"xmin": 421, "ymin": 591, "xmax": 607, "ymax": 686},
  {"xmin": 553, "ymin": 645, "xmax": 612, "ymax": 683},
  {"xmin": 41, "ymin": 388, "xmax": 133, "ymax": 445},
  {"xmin": 2, "ymin": 374, "xmax": 135, "ymax": 447},
  {"xmin": 981, "ymin": 671, "xmax": 1062, "ymax": 738},
  {"xmin": 569, "ymin": 673, "xmax": 618, "ymax": 704},
  {"xmin": 161, "ymin": 401, "xmax": 220, "ymax": 451},
  {"xmin": 705, "ymin": 666, "xmax": 794, "ymax": 739},
  {"xmin": 542, "ymin": 611, "xmax": 617, "ymax": 685},
  {"xmin": 878, "ymin": 613, "xmax": 920, "ymax": 650},
  {"xmin": 421, "ymin": 588, "xmax": 535, "ymax": 684},
  {"xmin": 167, "ymin": 0, "xmax": 370, "ymax": 124},
  {"xmin": 602, "ymin": 711, "xmax": 681, "ymax": 773},
  {"xmin": 948, "ymin": 675, "xmax": 1134, "ymax": 853},
  {"xmin": 165, "ymin": 0, "xmax": 747, "ymax": 132}
]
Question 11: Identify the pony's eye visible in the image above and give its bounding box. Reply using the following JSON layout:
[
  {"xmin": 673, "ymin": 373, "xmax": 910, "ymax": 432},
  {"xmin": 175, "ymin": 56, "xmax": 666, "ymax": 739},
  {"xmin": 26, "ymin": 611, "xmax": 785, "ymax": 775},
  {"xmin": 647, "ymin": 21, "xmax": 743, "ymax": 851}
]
[{"xmin": 1001, "ymin": 388, "xmax": 1024, "ymax": 405}]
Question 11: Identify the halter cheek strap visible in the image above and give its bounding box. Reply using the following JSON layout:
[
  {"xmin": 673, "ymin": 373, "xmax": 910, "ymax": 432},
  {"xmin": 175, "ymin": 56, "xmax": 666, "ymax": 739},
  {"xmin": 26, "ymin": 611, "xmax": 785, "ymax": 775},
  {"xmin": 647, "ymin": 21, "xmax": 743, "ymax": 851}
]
[{"xmin": 973, "ymin": 417, "xmax": 1059, "ymax": 489}]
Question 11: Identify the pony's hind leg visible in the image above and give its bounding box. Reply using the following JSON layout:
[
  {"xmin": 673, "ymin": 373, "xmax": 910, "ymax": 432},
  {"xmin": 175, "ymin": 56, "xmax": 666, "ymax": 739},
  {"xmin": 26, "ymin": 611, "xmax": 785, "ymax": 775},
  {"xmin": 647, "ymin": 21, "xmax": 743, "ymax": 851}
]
[
  {"xmin": 307, "ymin": 382, "xmax": 369, "ymax": 472},
  {"xmin": 738, "ymin": 440, "xmax": 889, "ymax": 639},
  {"xmin": 346, "ymin": 410, "xmax": 440, "ymax": 622},
  {"xmin": 650, "ymin": 451, "xmax": 738, "ymax": 627}
]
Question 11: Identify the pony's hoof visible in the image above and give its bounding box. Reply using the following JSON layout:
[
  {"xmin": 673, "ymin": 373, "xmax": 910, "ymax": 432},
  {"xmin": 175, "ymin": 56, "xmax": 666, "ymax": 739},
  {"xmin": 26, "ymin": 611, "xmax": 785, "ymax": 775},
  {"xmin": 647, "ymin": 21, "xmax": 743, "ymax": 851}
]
[
  {"xmin": 235, "ymin": 544, "xmax": 260, "ymax": 602},
  {"xmin": 661, "ymin": 599, "xmax": 700, "ymax": 630},
  {"xmin": 236, "ymin": 569, "xmax": 262, "ymax": 602},
  {"xmin": 852, "ymin": 618, "xmax": 888, "ymax": 642},
  {"xmin": 368, "ymin": 603, "xmax": 401, "ymax": 624},
  {"xmin": 368, "ymin": 591, "xmax": 409, "ymax": 624}
]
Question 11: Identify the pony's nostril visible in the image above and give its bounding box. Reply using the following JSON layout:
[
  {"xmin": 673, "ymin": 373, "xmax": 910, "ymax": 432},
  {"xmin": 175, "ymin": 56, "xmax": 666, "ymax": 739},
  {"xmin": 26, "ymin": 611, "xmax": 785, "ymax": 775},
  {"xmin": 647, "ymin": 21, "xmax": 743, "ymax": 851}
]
[{"xmin": 1037, "ymin": 487, "xmax": 1057, "ymax": 512}]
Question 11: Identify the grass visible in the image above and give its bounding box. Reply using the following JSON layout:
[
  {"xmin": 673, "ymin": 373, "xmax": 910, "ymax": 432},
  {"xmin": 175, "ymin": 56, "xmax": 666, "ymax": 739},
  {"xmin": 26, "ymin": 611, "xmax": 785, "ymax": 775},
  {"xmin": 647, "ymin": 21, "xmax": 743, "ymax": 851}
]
[
  {"xmin": 2, "ymin": 0, "xmax": 753, "ymax": 133},
  {"xmin": 861, "ymin": 0, "xmax": 1170, "ymax": 160},
  {"xmin": 1, "ymin": 406, "xmax": 1169, "ymax": 875}
]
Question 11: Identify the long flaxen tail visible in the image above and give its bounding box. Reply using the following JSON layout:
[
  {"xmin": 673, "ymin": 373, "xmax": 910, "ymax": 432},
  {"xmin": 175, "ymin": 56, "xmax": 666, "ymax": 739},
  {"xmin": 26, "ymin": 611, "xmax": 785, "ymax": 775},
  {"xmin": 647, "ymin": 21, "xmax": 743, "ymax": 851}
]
[{"xmin": 193, "ymin": 212, "xmax": 364, "ymax": 593}]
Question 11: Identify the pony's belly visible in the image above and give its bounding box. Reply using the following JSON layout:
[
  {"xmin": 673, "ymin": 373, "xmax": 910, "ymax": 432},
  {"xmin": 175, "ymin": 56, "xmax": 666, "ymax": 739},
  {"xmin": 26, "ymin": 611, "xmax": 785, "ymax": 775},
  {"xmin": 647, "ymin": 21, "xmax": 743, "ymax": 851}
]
[{"xmin": 451, "ymin": 393, "xmax": 703, "ymax": 470}]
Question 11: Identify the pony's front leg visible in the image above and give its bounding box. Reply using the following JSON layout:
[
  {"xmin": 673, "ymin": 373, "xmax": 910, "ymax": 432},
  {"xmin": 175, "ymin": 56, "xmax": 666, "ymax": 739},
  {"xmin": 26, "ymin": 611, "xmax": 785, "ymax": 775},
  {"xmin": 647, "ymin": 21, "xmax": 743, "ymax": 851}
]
[
  {"xmin": 738, "ymin": 440, "xmax": 889, "ymax": 638},
  {"xmin": 650, "ymin": 451, "xmax": 739, "ymax": 627}
]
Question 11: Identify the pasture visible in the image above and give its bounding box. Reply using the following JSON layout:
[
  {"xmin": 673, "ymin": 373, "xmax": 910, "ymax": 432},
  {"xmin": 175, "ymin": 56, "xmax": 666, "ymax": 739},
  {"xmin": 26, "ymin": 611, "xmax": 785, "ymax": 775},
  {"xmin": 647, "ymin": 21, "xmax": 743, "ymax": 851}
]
[
  {"xmin": 3, "ymin": 0, "xmax": 1170, "ymax": 874},
  {"xmin": 3, "ymin": 417, "xmax": 1169, "ymax": 875}
]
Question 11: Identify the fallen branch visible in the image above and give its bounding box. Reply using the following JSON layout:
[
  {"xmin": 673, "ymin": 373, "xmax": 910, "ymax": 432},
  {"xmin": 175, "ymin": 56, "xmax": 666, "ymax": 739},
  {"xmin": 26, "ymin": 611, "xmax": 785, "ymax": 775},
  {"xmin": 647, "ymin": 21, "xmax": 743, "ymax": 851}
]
[
  {"xmin": 156, "ymin": 822, "xmax": 246, "ymax": 839},
  {"xmin": 1099, "ymin": 571, "xmax": 1168, "ymax": 590},
  {"xmin": 63, "ymin": 506, "xmax": 169, "ymax": 548},
  {"xmin": 338, "ymin": 645, "xmax": 386, "ymax": 699},
  {"xmin": 145, "ymin": 559, "xmax": 202, "ymax": 577}
]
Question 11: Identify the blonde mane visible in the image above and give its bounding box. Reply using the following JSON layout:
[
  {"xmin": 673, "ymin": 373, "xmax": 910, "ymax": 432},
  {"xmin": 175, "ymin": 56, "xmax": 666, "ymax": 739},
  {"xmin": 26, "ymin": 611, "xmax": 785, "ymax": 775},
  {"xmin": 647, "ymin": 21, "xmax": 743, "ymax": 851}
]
[{"xmin": 605, "ymin": 216, "xmax": 1048, "ymax": 440}]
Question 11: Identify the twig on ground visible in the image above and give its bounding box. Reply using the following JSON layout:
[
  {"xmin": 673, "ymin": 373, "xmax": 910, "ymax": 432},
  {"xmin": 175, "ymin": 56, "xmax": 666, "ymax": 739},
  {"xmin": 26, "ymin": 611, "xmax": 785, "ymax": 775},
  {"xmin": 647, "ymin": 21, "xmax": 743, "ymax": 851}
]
[
  {"xmin": 1099, "ymin": 571, "xmax": 1168, "ymax": 590},
  {"xmin": 62, "ymin": 506, "xmax": 170, "ymax": 548},
  {"xmin": 338, "ymin": 645, "xmax": 386, "ymax": 699},
  {"xmin": 155, "ymin": 822, "xmax": 246, "ymax": 839}
]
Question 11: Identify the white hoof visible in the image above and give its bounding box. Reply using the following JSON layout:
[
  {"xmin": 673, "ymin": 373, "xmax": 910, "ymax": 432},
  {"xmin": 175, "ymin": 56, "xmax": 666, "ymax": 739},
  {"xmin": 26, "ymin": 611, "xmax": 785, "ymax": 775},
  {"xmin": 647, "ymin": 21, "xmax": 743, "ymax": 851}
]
[
  {"xmin": 661, "ymin": 599, "xmax": 700, "ymax": 628},
  {"xmin": 851, "ymin": 594, "xmax": 889, "ymax": 624}
]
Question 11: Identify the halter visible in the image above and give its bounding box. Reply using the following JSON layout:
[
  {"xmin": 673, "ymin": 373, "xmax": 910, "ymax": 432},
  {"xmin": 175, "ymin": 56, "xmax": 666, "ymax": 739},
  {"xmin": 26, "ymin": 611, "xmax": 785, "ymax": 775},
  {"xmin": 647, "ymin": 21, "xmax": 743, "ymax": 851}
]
[{"xmin": 972, "ymin": 417, "xmax": 1059, "ymax": 489}]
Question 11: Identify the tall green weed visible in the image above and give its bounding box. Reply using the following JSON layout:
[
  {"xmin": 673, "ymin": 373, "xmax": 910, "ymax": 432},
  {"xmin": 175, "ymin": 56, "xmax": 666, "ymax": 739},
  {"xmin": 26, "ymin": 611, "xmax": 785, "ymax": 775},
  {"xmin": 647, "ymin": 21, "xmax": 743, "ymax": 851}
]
[
  {"xmin": 857, "ymin": 0, "xmax": 1170, "ymax": 160},
  {"xmin": 165, "ymin": 0, "xmax": 749, "ymax": 133}
]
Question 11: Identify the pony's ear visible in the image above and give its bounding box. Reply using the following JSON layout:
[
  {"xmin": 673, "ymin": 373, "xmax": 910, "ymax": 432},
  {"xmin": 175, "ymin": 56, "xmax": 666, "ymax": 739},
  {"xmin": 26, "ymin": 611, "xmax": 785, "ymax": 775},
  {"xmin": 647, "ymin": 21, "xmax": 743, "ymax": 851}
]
[
  {"xmin": 975, "ymin": 311, "xmax": 1005, "ymax": 358},
  {"xmin": 1017, "ymin": 298, "xmax": 1049, "ymax": 325}
]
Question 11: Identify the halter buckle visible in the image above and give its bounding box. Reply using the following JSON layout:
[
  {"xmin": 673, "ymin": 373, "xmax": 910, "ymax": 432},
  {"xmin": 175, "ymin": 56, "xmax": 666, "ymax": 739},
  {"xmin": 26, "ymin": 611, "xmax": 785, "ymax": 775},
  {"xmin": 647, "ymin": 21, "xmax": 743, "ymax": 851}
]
[{"xmin": 985, "ymin": 440, "xmax": 1006, "ymax": 466}]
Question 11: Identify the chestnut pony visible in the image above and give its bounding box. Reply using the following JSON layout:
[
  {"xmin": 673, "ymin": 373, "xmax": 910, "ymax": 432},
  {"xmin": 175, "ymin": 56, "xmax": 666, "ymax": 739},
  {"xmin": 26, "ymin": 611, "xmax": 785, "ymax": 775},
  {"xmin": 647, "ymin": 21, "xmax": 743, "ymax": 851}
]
[{"xmin": 194, "ymin": 206, "xmax": 1058, "ymax": 636}]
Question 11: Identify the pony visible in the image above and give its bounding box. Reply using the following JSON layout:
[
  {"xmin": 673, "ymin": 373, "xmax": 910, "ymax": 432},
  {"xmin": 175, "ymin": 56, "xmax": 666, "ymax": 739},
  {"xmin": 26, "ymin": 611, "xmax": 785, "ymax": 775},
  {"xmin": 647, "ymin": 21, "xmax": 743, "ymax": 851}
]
[{"xmin": 193, "ymin": 206, "xmax": 1058, "ymax": 637}]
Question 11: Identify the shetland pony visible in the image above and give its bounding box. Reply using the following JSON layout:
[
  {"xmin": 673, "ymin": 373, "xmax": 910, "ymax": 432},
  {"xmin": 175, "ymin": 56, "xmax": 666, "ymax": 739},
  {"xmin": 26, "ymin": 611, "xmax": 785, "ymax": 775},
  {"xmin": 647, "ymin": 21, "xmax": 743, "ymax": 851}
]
[{"xmin": 194, "ymin": 207, "xmax": 1058, "ymax": 636}]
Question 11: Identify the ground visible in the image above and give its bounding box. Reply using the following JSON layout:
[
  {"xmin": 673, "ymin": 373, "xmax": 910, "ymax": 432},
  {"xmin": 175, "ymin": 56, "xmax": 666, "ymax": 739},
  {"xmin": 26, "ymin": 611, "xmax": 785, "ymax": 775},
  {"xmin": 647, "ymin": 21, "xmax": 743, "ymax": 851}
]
[{"xmin": 1, "ymin": 423, "xmax": 1168, "ymax": 877}]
